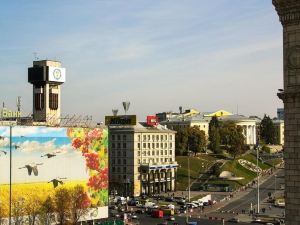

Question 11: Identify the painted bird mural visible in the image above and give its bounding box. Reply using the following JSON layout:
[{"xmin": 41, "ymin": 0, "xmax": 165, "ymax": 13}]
[
  {"xmin": 48, "ymin": 177, "xmax": 67, "ymax": 188},
  {"xmin": 18, "ymin": 163, "xmax": 43, "ymax": 176}
]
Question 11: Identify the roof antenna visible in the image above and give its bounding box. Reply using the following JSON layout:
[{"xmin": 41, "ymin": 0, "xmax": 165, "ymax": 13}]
[{"xmin": 122, "ymin": 101, "xmax": 130, "ymax": 115}]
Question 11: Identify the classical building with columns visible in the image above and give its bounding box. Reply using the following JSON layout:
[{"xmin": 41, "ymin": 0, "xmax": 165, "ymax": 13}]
[
  {"xmin": 273, "ymin": 1, "xmax": 300, "ymax": 224},
  {"xmin": 108, "ymin": 119, "xmax": 177, "ymax": 197},
  {"xmin": 218, "ymin": 115, "xmax": 257, "ymax": 146}
]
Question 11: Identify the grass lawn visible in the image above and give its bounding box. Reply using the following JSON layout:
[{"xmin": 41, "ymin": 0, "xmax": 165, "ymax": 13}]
[
  {"xmin": 176, "ymin": 156, "xmax": 216, "ymax": 191},
  {"xmin": 240, "ymin": 153, "xmax": 272, "ymax": 170},
  {"xmin": 266, "ymin": 158, "xmax": 283, "ymax": 167}
]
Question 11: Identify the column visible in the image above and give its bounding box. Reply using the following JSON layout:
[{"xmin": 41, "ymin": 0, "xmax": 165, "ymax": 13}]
[{"xmin": 273, "ymin": 1, "xmax": 300, "ymax": 224}]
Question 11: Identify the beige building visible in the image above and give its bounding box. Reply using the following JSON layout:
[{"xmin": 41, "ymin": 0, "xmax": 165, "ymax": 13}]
[
  {"xmin": 273, "ymin": 119, "xmax": 284, "ymax": 145},
  {"xmin": 108, "ymin": 122, "xmax": 177, "ymax": 197}
]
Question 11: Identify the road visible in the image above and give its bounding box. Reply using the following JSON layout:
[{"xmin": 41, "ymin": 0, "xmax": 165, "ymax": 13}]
[{"xmin": 135, "ymin": 214, "xmax": 256, "ymax": 225}]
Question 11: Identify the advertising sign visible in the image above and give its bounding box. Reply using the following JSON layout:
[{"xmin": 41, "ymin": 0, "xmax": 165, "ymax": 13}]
[
  {"xmin": 147, "ymin": 116, "xmax": 158, "ymax": 126},
  {"xmin": 0, "ymin": 126, "xmax": 108, "ymax": 221},
  {"xmin": 48, "ymin": 66, "xmax": 66, "ymax": 83},
  {"xmin": 105, "ymin": 115, "xmax": 137, "ymax": 126}
]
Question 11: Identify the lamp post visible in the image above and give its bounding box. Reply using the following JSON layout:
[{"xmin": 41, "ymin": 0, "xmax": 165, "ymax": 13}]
[
  {"xmin": 9, "ymin": 125, "xmax": 12, "ymax": 225},
  {"xmin": 275, "ymin": 175, "xmax": 277, "ymax": 198},
  {"xmin": 256, "ymin": 146, "xmax": 260, "ymax": 214}
]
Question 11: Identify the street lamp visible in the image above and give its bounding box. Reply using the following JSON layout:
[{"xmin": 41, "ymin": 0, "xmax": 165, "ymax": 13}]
[
  {"xmin": 256, "ymin": 145, "xmax": 260, "ymax": 214},
  {"xmin": 275, "ymin": 175, "xmax": 277, "ymax": 198},
  {"xmin": 9, "ymin": 125, "xmax": 12, "ymax": 225}
]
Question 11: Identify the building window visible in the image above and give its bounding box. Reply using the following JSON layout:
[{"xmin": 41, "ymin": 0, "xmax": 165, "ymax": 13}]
[
  {"xmin": 161, "ymin": 135, "xmax": 163, "ymax": 141},
  {"xmin": 156, "ymin": 135, "xmax": 159, "ymax": 141},
  {"xmin": 123, "ymin": 167, "xmax": 126, "ymax": 173},
  {"xmin": 112, "ymin": 151, "xmax": 115, "ymax": 156},
  {"xmin": 138, "ymin": 151, "xmax": 140, "ymax": 156},
  {"xmin": 117, "ymin": 143, "xmax": 121, "ymax": 149},
  {"xmin": 164, "ymin": 143, "xmax": 167, "ymax": 148},
  {"xmin": 147, "ymin": 135, "xmax": 150, "ymax": 141},
  {"xmin": 117, "ymin": 167, "xmax": 121, "ymax": 172},
  {"xmin": 152, "ymin": 143, "xmax": 155, "ymax": 149},
  {"xmin": 112, "ymin": 143, "xmax": 115, "ymax": 149},
  {"xmin": 165, "ymin": 135, "xmax": 167, "ymax": 140},
  {"xmin": 165, "ymin": 150, "xmax": 168, "ymax": 155},
  {"xmin": 112, "ymin": 167, "xmax": 115, "ymax": 172},
  {"xmin": 152, "ymin": 135, "xmax": 155, "ymax": 141},
  {"xmin": 118, "ymin": 159, "xmax": 121, "ymax": 164},
  {"xmin": 117, "ymin": 151, "xmax": 120, "ymax": 157},
  {"xmin": 138, "ymin": 159, "xmax": 141, "ymax": 164},
  {"xmin": 112, "ymin": 135, "xmax": 115, "ymax": 141},
  {"xmin": 169, "ymin": 150, "xmax": 172, "ymax": 155},
  {"xmin": 143, "ymin": 159, "xmax": 146, "ymax": 163},
  {"xmin": 143, "ymin": 135, "xmax": 146, "ymax": 141},
  {"xmin": 170, "ymin": 143, "xmax": 172, "ymax": 148},
  {"xmin": 157, "ymin": 150, "xmax": 159, "ymax": 155},
  {"xmin": 152, "ymin": 150, "xmax": 155, "ymax": 155},
  {"xmin": 156, "ymin": 143, "xmax": 159, "ymax": 148},
  {"xmin": 147, "ymin": 151, "xmax": 150, "ymax": 156},
  {"xmin": 35, "ymin": 93, "xmax": 44, "ymax": 110},
  {"xmin": 123, "ymin": 174, "xmax": 126, "ymax": 179},
  {"xmin": 148, "ymin": 143, "xmax": 151, "ymax": 149},
  {"xmin": 123, "ymin": 151, "xmax": 126, "ymax": 157},
  {"xmin": 165, "ymin": 158, "xmax": 168, "ymax": 162},
  {"xmin": 123, "ymin": 159, "xmax": 126, "ymax": 165},
  {"xmin": 137, "ymin": 143, "xmax": 141, "ymax": 149},
  {"xmin": 123, "ymin": 135, "xmax": 126, "ymax": 141},
  {"xmin": 123, "ymin": 143, "xmax": 126, "ymax": 148},
  {"xmin": 117, "ymin": 135, "xmax": 120, "ymax": 140},
  {"xmin": 49, "ymin": 93, "xmax": 58, "ymax": 110},
  {"xmin": 169, "ymin": 158, "xmax": 172, "ymax": 162},
  {"xmin": 142, "ymin": 151, "xmax": 146, "ymax": 156},
  {"xmin": 161, "ymin": 143, "xmax": 163, "ymax": 148},
  {"xmin": 112, "ymin": 159, "xmax": 115, "ymax": 165},
  {"xmin": 138, "ymin": 135, "xmax": 140, "ymax": 141},
  {"xmin": 161, "ymin": 150, "xmax": 163, "ymax": 155},
  {"xmin": 170, "ymin": 135, "xmax": 172, "ymax": 140},
  {"xmin": 143, "ymin": 143, "xmax": 146, "ymax": 148}
]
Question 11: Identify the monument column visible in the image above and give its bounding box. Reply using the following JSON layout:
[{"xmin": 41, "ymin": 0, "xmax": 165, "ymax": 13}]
[{"xmin": 273, "ymin": 1, "xmax": 300, "ymax": 224}]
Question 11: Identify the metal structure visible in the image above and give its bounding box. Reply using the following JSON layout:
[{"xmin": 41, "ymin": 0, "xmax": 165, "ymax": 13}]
[{"xmin": 122, "ymin": 102, "xmax": 130, "ymax": 115}]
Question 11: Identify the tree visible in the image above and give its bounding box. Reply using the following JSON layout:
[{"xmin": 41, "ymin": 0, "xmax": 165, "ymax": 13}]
[
  {"xmin": 39, "ymin": 196, "xmax": 55, "ymax": 225},
  {"xmin": 209, "ymin": 116, "xmax": 221, "ymax": 153},
  {"xmin": 54, "ymin": 187, "xmax": 71, "ymax": 225},
  {"xmin": 24, "ymin": 194, "xmax": 41, "ymax": 225},
  {"xmin": 12, "ymin": 197, "xmax": 26, "ymax": 225},
  {"xmin": 69, "ymin": 185, "xmax": 90, "ymax": 225},
  {"xmin": 187, "ymin": 126, "xmax": 207, "ymax": 154},
  {"xmin": 175, "ymin": 128, "xmax": 188, "ymax": 155},
  {"xmin": 260, "ymin": 115, "xmax": 276, "ymax": 144},
  {"xmin": 209, "ymin": 127, "xmax": 221, "ymax": 154},
  {"xmin": 220, "ymin": 121, "xmax": 246, "ymax": 159}
]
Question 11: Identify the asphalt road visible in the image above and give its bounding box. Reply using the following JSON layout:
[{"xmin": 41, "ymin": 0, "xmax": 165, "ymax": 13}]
[
  {"xmin": 216, "ymin": 169, "xmax": 285, "ymax": 214},
  {"xmin": 136, "ymin": 214, "xmax": 256, "ymax": 225}
]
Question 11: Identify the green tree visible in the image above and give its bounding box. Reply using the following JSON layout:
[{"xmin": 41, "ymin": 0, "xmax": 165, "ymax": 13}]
[
  {"xmin": 209, "ymin": 127, "xmax": 221, "ymax": 154},
  {"xmin": 175, "ymin": 128, "xmax": 188, "ymax": 155},
  {"xmin": 187, "ymin": 126, "xmax": 207, "ymax": 154},
  {"xmin": 260, "ymin": 115, "xmax": 276, "ymax": 144},
  {"xmin": 220, "ymin": 121, "xmax": 246, "ymax": 159},
  {"xmin": 208, "ymin": 116, "xmax": 221, "ymax": 153}
]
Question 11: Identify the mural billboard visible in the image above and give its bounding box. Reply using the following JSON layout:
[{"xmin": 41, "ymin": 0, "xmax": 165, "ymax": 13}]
[{"xmin": 0, "ymin": 126, "xmax": 108, "ymax": 222}]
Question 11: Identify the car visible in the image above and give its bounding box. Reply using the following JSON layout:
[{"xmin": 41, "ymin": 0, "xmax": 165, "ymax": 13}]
[
  {"xmin": 167, "ymin": 216, "xmax": 175, "ymax": 221},
  {"xmin": 227, "ymin": 218, "xmax": 239, "ymax": 223},
  {"xmin": 131, "ymin": 214, "xmax": 138, "ymax": 219}
]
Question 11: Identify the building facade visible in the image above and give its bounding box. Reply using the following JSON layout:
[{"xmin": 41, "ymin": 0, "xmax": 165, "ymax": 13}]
[
  {"xmin": 274, "ymin": 119, "xmax": 284, "ymax": 145},
  {"xmin": 108, "ymin": 122, "xmax": 177, "ymax": 197},
  {"xmin": 273, "ymin": 1, "xmax": 300, "ymax": 224}
]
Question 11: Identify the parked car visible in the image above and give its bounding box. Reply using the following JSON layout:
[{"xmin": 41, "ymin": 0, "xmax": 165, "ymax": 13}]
[{"xmin": 227, "ymin": 218, "xmax": 239, "ymax": 223}]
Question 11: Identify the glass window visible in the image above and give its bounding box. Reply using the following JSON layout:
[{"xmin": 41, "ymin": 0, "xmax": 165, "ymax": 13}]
[
  {"xmin": 137, "ymin": 143, "xmax": 141, "ymax": 149},
  {"xmin": 112, "ymin": 143, "xmax": 115, "ymax": 149},
  {"xmin": 152, "ymin": 135, "xmax": 155, "ymax": 141},
  {"xmin": 123, "ymin": 143, "xmax": 126, "ymax": 148},
  {"xmin": 112, "ymin": 135, "xmax": 115, "ymax": 141},
  {"xmin": 123, "ymin": 151, "xmax": 126, "ymax": 157},
  {"xmin": 138, "ymin": 151, "xmax": 140, "ymax": 156},
  {"xmin": 123, "ymin": 135, "xmax": 126, "ymax": 140},
  {"xmin": 147, "ymin": 135, "xmax": 150, "ymax": 141},
  {"xmin": 143, "ymin": 135, "xmax": 146, "ymax": 141},
  {"xmin": 156, "ymin": 143, "xmax": 159, "ymax": 148},
  {"xmin": 161, "ymin": 150, "xmax": 163, "ymax": 155},
  {"xmin": 156, "ymin": 150, "xmax": 159, "ymax": 155},
  {"xmin": 165, "ymin": 135, "xmax": 167, "ymax": 140},
  {"xmin": 118, "ymin": 159, "xmax": 121, "ymax": 164},
  {"xmin": 138, "ymin": 135, "xmax": 141, "ymax": 141},
  {"xmin": 170, "ymin": 143, "xmax": 172, "ymax": 148},
  {"xmin": 156, "ymin": 135, "xmax": 159, "ymax": 141},
  {"xmin": 148, "ymin": 143, "xmax": 150, "ymax": 149},
  {"xmin": 161, "ymin": 135, "xmax": 163, "ymax": 140},
  {"xmin": 143, "ymin": 143, "xmax": 146, "ymax": 148},
  {"xmin": 169, "ymin": 150, "xmax": 172, "ymax": 155},
  {"xmin": 138, "ymin": 159, "xmax": 141, "ymax": 164},
  {"xmin": 117, "ymin": 143, "xmax": 121, "ymax": 148},
  {"xmin": 117, "ymin": 135, "xmax": 120, "ymax": 140},
  {"xmin": 112, "ymin": 167, "xmax": 115, "ymax": 172},
  {"xmin": 165, "ymin": 143, "xmax": 167, "ymax": 148},
  {"xmin": 165, "ymin": 150, "xmax": 168, "ymax": 155},
  {"xmin": 152, "ymin": 143, "xmax": 155, "ymax": 149},
  {"xmin": 152, "ymin": 150, "xmax": 155, "ymax": 155},
  {"xmin": 123, "ymin": 167, "xmax": 126, "ymax": 173},
  {"xmin": 117, "ymin": 151, "xmax": 120, "ymax": 156}
]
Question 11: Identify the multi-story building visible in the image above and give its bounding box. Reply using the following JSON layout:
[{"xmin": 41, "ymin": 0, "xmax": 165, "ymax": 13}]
[{"xmin": 108, "ymin": 119, "xmax": 177, "ymax": 197}]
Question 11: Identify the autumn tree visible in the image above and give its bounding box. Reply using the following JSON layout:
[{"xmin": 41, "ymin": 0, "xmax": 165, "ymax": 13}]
[
  {"xmin": 54, "ymin": 187, "xmax": 71, "ymax": 225},
  {"xmin": 24, "ymin": 193, "xmax": 42, "ymax": 225},
  {"xmin": 69, "ymin": 185, "xmax": 90, "ymax": 225},
  {"xmin": 12, "ymin": 197, "xmax": 26, "ymax": 225},
  {"xmin": 39, "ymin": 196, "xmax": 55, "ymax": 225}
]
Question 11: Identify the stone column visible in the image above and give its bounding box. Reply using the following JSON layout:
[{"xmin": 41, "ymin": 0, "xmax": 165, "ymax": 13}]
[{"xmin": 273, "ymin": 1, "xmax": 300, "ymax": 224}]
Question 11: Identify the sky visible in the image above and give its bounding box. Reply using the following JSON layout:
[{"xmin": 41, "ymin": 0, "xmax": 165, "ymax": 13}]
[{"xmin": 0, "ymin": 0, "xmax": 283, "ymax": 123}]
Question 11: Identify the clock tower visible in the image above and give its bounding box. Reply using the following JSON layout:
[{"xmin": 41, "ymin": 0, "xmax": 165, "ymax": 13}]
[{"xmin": 28, "ymin": 60, "xmax": 66, "ymax": 126}]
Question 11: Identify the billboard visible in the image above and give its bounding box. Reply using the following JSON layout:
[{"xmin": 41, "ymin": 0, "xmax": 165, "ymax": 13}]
[
  {"xmin": 0, "ymin": 126, "xmax": 108, "ymax": 222},
  {"xmin": 48, "ymin": 66, "xmax": 66, "ymax": 83},
  {"xmin": 146, "ymin": 116, "xmax": 158, "ymax": 126},
  {"xmin": 105, "ymin": 115, "xmax": 137, "ymax": 126}
]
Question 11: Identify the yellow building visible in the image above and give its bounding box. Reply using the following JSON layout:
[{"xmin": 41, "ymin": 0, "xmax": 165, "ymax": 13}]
[{"xmin": 204, "ymin": 110, "xmax": 233, "ymax": 118}]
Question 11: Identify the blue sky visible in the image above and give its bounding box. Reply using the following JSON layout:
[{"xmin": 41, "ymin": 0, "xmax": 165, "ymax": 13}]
[{"xmin": 0, "ymin": 0, "xmax": 283, "ymax": 122}]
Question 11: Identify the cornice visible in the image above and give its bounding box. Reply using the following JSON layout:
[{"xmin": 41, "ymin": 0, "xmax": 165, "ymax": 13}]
[{"xmin": 273, "ymin": 0, "xmax": 300, "ymax": 26}]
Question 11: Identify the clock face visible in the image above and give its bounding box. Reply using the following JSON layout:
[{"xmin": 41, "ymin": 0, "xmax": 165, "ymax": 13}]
[{"xmin": 53, "ymin": 69, "xmax": 62, "ymax": 80}]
